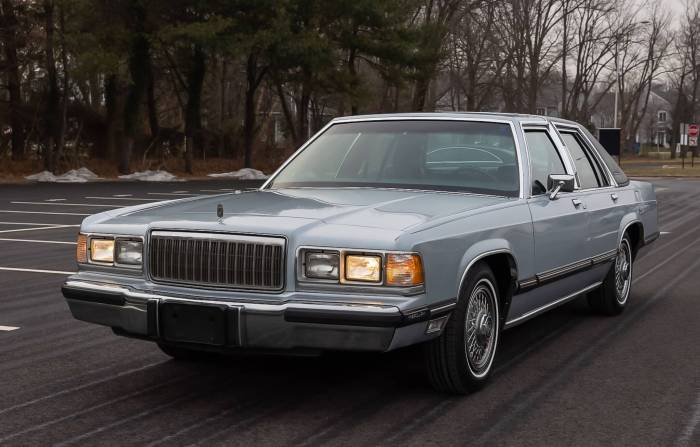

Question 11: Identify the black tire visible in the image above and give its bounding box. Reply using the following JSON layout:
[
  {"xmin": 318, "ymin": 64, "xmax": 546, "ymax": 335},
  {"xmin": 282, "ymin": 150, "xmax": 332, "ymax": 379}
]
[
  {"xmin": 157, "ymin": 342, "xmax": 213, "ymax": 361},
  {"xmin": 588, "ymin": 234, "xmax": 633, "ymax": 316},
  {"xmin": 424, "ymin": 262, "xmax": 501, "ymax": 394}
]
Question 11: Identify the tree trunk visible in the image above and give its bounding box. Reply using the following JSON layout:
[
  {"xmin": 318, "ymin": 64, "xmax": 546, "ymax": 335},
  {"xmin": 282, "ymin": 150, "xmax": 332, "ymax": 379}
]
[
  {"xmin": 561, "ymin": 1, "xmax": 568, "ymax": 119},
  {"xmin": 274, "ymin": 79, "xmax": 297, "ymax": 145},
  {"xmin": 219, "ymin": 59, "xmax": 227, "ymax": 157},
  {"xmin": 348, "ymin": 47, "xmax": 358, "ymax": 115},
  {"xmin": 296, "ymin": 81, "xmax": 311, "ymax": 147},
  {"xmin": 101, "ymin": 74, "xmax": 119, "ymax": 160},
  {"xmin": 53, "ymin": 3, "xmax": 68, "ymax": 170},
  {"xmin": 1, "ymin": 0, "xmax": 25, "ymax": 160},
  {"xmin": 527, "ymin": 70, "xmax": 539, "ymax": 114},
  {"xmin": 412, "ymin": 77, "xmax": 430, "ymax": 112},
  {"xmin": 145, "ymin": 45, "xmax": 159, "ymax": 140},
  {"xmin": 243, "ymin": 53, "xmax": 263, "ymax": 168},
  {"xmin": 44, "ymin": 0, "xmax": 59, "ymax": 173},
  {"xmin": 184, "ymin": 44, "xmax": 205, "ymax": 174}
]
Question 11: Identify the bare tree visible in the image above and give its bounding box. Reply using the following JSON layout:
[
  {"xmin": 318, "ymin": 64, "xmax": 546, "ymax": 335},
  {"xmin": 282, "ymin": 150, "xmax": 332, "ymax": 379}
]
[
  {"xmin": 445, "ymin": 2, "xmax": 507, "ymax": 111},
  {"xmin": 562, "ymin": 0, "xmax": 620, "ymax": 122},
  {"xmin": 669, "ymin": 0, "xmax": 700, "ymax": 156},
  {"xmin": 614, "ymin": 2, "xmax": 672, "ymax": 152}
]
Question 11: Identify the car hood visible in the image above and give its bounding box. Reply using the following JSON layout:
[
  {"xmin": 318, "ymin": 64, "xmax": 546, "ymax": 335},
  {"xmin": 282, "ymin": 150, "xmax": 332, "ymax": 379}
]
[{"xmin": 85, "ymin": 188, "xmax": 512, "ymax": 236}]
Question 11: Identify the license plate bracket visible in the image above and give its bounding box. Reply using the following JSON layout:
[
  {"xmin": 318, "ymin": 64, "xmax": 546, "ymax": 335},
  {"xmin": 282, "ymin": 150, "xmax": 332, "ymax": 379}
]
[{"xmin": 160, "ymin": 302, "xmax": 235, "ymax": 346}]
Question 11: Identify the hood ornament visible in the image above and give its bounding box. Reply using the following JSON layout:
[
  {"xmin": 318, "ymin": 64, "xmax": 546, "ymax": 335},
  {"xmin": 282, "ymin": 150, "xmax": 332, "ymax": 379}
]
[{"xmin": 217, "ymin": 203, "xmax": 224, "ymax": 221}]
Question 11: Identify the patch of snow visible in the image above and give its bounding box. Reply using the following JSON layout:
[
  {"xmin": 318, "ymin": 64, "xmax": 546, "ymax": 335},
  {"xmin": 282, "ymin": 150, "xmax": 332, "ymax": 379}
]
[
  {"xmin": 207, "ymin": 168, "xmax": 268, "ymax": 180},
  {"xmin": 119, "ymin": 170, "xmax": 182, "ymax": 182},
  {"xmin": 25, "ymin": 171, "xmax": 58, "ymax": 182},
  {"xmin": 25, "ymin": 167, "xmax": 100, "ymax": 183}
]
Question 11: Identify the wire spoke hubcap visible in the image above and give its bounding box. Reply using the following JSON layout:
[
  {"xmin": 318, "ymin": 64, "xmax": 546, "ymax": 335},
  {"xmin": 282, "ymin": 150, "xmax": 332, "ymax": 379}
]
[
  {"xmin": 465, "ymin": 280, "xmax": 497, "ymax": 373},
  {"xmin": 614, "ymin": 239, "xmax": 632, "ymax": 304}
]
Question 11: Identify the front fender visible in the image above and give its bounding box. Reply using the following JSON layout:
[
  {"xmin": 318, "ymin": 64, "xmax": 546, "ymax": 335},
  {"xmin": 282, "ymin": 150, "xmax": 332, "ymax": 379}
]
[{"xmin": 456, "ymin": 239, "xmax": 517, "ymax": 294}]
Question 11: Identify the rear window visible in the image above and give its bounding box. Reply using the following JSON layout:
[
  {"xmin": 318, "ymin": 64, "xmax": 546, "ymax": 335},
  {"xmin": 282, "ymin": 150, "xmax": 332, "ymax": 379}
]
[{"xmin": 578, "ymin": 126, "xmax": 629, "ymax": 186}]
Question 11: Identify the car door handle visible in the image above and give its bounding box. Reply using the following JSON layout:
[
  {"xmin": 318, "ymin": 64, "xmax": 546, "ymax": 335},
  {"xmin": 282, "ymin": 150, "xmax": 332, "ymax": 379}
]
[
  {"xmin": 572, "ymin": 199, "xmax": 583, "ymax": 208},
  {"xmin": 611, "ymin": 193, "xmax": 619, "ymax": 202}
]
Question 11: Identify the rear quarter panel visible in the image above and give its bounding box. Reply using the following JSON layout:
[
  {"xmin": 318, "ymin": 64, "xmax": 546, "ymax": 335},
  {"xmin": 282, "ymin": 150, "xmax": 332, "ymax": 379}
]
[{"xmin": 630, "ymin": 180, "xmax": 659, "ymax": 242}]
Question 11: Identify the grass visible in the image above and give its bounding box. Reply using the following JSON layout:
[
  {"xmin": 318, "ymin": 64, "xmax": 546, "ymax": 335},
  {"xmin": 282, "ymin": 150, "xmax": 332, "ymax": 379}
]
[{"xmin": 621, "ymin": 154, "xmax": 700, "ymax": 177}]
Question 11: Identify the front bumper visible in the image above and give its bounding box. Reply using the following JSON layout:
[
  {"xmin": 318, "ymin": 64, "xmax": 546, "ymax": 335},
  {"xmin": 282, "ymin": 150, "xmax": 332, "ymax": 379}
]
[{"xmin": 62, "ymin": 279, "xmax": 453, "ymax": 352}]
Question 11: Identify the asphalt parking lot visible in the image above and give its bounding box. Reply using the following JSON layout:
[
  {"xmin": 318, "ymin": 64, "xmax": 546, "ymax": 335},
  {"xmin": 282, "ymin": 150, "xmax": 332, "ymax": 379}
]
[{"xmin": 0, "ymin": 178, "xmax": 699, "ymax": 446}]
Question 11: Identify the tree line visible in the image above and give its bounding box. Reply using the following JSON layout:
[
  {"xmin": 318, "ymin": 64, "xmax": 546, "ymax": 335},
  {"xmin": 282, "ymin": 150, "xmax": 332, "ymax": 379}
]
[{"xmin": 0, "ymin": 0, "xmax": 694, "ymax": 174}]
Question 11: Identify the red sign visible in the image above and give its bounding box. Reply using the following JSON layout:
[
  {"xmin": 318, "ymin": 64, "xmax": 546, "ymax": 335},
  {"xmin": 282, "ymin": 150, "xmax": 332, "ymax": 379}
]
[{"xmin": 689, "ymin": 124, "xmax": 699, "ymax": 137}]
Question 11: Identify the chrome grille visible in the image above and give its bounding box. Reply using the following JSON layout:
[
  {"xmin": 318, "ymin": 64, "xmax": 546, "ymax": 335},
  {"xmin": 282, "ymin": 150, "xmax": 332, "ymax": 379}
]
[{"xmin": 148, "ymin": 231, "xmax": 285, "ymax": 291}]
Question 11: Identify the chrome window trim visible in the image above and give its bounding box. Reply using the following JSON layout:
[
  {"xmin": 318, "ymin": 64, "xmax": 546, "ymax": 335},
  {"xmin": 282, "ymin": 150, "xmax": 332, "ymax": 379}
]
[
  {"xmin": 261, "ymin": 116, "xmax": 526, "ymax": 200},
  {"xmin": 555, "ymin": 127, "xmax": 610, "ymax": 190},
  {"xmin": 519, "ymin": 123, "xmax": 576, "ymax": 198},
  {"xmin": 553, "ymin": 122, "xmax": 618, "ymax": 188}
]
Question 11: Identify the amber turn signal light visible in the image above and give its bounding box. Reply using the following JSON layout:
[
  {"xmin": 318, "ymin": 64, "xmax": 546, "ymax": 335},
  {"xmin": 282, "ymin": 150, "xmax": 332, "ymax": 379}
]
[
  {"xmin": 386, "ymin": 253, "xmax": 424, "ymax": 287},
  {"xmin": 76, "ymin": 234, "xmax": 88, "ymax": 263}
]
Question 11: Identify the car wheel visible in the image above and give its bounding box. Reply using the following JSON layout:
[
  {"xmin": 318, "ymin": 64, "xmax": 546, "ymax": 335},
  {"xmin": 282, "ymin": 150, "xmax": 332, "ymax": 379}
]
[
  {"xmin": 588, "ymin": 234, "xmax": 633, "ymax": 315},
  {"xmin": 157, "ymin": 342, "xmax": 213, "ymax": 361},
  {"xmin": 424, "ymin": 261, "xmax": 500, "ymax": 394}
]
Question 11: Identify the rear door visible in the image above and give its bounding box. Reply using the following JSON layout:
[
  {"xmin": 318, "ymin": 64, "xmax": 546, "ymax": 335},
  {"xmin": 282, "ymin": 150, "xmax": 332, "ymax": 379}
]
[{"xmin": 556, "ymin": 125, "xmax": 623, "ymax": 266}]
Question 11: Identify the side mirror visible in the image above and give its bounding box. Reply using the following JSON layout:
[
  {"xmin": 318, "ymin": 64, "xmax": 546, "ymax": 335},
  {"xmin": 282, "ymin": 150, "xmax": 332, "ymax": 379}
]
[{"xmin": 547, "ymin": 174, "xmax": 575, "ymax": 200}]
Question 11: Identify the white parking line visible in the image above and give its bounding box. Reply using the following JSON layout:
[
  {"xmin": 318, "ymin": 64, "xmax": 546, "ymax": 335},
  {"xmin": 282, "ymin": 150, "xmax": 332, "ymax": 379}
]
[
  {"xmin": 147, "ymin": 192, "xmax": 198, "ymax": 196},
  {"xmin": 11, "ymin": 201, "xmax": 118, "ymax": 208},
  {"xmin": 0, "ymin": 238, "xmax": 76, "ymax": 245},
  {"xmin": 113, "ymin": 194, "xmax": 132, "ymax": 197},
  {"xmin": 200, "ymin": 189, "xmax": 235, "ymax": 192},
  {"xmin": 85, "ymin": 196, "xmax": 162, "ymax": 201},
  {"xmin": 0, "ymin": 222, "xmax": 64, "ymax": 226},
  {"xmin": 0, "ymin": 224, "xmax": 79, "ymax": 234},
  {"xmin": 0, "ymin": 326, "xmax": 19, "ymax": 332},
  {"xmin": 0, "ymin": 266, "xmax": 75, "ymax": 275},
  {"xmin": 661, "ymin": 231, "xmax": 671, "ymax": 235},
  {"xmin": 45, "ymin": 198, "xmax": 67, "ymax": 202},
  {"xmin": 0, "ymin": 210, "xmax": 90, "ymax": 216}
]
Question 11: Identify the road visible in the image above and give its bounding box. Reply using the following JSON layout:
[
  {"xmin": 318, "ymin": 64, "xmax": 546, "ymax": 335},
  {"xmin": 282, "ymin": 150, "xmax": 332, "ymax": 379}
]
[{"xmin": 0, "ymin": 178, "xmax": 698, "ymax": 446}]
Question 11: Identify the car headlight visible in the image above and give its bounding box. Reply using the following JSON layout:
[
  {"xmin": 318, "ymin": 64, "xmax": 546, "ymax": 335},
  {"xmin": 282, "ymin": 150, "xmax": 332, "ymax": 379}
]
[
  {"xmin": 299, "ymin": 248, "xmax": 424, "ymax": 289},
  {"xmin": 115, "ymin": 239, "xmax": 143, "ymax": 265},
  {"xmin": 90, "ymin": 239, "xmax": 114, "ymax": 263},
  {"xmin": 305, "ymin": 252, "xmax": 339, "ymax": 280},
  {"xmin": 344, "ymin": 255, "xmax": 382, "ymax": 283}
]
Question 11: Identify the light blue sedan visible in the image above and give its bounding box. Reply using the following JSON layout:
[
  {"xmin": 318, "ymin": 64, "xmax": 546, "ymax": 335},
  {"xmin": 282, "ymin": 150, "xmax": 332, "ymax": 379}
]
[{"xmin": 62, "ymin": 113, "xmax": 658, "ymax": 394}]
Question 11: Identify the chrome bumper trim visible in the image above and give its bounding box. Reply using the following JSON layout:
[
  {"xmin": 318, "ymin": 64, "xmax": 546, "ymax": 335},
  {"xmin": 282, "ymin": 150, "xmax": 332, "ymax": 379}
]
[{"xmin": 62, "ymin": 279, "xmax": 402, "ymax": 322}]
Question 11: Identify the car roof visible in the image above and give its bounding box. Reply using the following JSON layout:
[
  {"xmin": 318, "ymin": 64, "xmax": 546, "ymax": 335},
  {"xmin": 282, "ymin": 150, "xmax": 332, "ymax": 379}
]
[{"xmin": 330, "ymin": 112, "xmax": 566, "ymax": 125}]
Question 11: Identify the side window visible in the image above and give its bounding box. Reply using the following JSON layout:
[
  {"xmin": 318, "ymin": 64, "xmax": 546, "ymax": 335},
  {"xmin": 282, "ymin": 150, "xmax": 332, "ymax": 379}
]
[
  {"xmin": 560, "ymin": 132, "xmax": 608, "ymax": 189},
  {"xmin": 525, "ymin": 130, "xmax": 567, "ymax": 195}
]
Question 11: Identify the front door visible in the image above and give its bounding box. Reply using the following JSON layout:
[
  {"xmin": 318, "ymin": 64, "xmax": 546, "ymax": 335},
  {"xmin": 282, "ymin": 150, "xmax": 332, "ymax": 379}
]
[{"xmin": 509, "ymin": 128, "xmax": 591, "ymax": 320}]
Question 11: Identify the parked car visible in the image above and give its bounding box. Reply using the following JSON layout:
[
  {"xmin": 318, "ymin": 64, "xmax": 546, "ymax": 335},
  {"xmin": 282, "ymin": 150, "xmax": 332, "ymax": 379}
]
[{"xmin": 62, "ymin": 113, "xmax": 658, "ymax": 394}]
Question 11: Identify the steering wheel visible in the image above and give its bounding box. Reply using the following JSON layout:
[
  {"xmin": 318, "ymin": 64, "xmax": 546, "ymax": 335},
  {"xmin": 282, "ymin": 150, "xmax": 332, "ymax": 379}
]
[{"xmin": 455, "ymin": 166, "xmax": 500, "ymax": 184}]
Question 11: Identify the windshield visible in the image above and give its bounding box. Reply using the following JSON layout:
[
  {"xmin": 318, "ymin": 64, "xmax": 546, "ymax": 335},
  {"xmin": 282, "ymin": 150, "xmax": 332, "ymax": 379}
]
[{"xmin": 268, "ymin": 120, "xmax": 520, "ymax": 196}]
